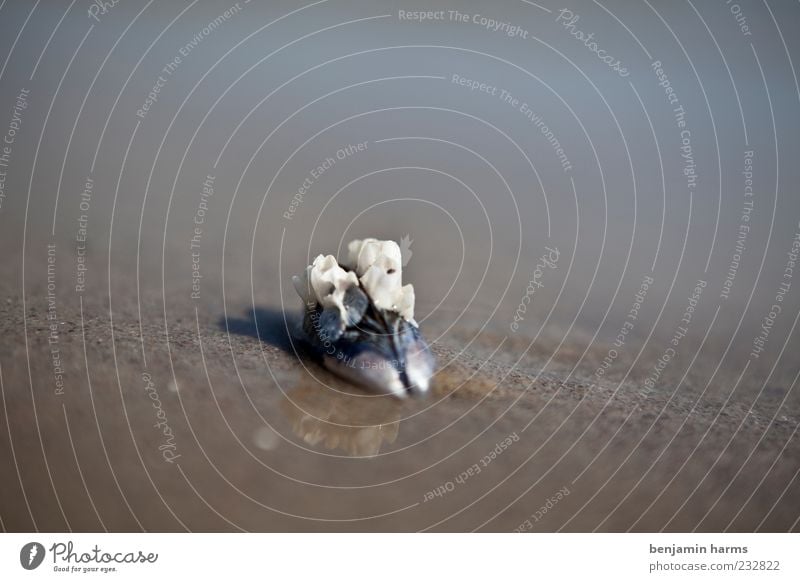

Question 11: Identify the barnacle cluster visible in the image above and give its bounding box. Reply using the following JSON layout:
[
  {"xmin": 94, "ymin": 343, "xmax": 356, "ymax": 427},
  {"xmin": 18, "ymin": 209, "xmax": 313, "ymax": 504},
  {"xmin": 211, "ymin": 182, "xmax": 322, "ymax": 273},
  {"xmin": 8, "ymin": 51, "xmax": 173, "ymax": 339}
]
[{"xmin": 292, "ymin": 238, "xmax": 435, "ymax": 398}]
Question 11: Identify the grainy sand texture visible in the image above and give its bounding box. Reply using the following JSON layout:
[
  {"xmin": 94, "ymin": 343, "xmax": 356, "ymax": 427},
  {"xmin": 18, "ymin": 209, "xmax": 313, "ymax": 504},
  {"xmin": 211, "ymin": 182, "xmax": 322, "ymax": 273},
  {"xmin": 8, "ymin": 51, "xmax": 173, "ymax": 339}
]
[{"xmin": 1, "ymin": 0, "xmax": 800, "ymax": 532}]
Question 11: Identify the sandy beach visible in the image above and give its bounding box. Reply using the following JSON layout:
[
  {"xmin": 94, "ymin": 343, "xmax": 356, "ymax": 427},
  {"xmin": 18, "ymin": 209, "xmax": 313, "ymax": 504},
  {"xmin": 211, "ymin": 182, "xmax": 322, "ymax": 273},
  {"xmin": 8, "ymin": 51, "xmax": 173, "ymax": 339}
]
[
  {"xmin": 1, "ymin": 0, "xmax": 800, "ymax": 533},
  {"xmin": 1, "ymin": 290, "xmax": 798, "ymax": 531}
]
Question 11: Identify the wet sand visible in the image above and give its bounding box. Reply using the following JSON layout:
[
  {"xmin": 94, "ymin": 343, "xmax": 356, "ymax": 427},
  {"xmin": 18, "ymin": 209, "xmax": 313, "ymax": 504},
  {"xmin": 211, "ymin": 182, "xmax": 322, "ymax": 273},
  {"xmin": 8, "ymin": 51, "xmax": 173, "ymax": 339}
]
[
  {"xmin": 1, "ymin": 294, "xmax": 798, "ymax": 532},
  {"xmin": 2, "ymin": 0, "xmax": 800, "ymax": 535}
]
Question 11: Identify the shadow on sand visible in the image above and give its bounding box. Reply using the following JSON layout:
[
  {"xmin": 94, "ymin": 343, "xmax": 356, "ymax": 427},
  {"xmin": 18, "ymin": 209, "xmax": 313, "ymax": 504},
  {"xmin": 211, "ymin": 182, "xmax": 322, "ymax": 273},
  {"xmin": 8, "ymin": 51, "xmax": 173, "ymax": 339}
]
[{"xmin": 219, "ymin": 307, "xmax": 300, "ymax": 354}]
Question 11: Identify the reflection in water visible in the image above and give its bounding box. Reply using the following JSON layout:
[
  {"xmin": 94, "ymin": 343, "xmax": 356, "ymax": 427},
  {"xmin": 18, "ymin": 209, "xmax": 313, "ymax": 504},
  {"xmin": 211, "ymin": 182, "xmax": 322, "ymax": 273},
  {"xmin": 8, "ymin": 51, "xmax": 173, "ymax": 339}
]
[{"xmin": 281, "ymin": 379, "xmax": 408, "ymax": 457}]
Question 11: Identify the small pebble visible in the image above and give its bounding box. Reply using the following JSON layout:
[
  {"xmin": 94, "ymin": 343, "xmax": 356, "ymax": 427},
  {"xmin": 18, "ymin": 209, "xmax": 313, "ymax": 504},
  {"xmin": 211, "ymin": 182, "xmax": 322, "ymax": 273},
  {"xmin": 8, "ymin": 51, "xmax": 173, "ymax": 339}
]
[{"xmin": 253, "ymin": 426, "xmax": 280, "ymax": 450}]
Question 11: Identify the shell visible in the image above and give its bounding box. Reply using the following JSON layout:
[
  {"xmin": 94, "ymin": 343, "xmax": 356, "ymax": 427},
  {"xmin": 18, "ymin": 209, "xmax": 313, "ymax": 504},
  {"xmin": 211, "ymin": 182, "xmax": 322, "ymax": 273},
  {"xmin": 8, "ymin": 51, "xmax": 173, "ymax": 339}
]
[
  {"xmin": 293, "ymin": 239, "xmax": 435, "ymax": 397},
  {"xmin": 292, "ymin": 254, "xmax": 359, "ymax": 330}
]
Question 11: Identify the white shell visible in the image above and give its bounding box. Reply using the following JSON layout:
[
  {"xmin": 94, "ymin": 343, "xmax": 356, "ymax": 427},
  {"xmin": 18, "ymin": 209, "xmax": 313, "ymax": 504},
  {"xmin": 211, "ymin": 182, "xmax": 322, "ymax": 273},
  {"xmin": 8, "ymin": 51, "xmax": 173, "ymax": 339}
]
[
  {"xmin": 347, "ymin": 238, "xmax": 403, "ymax": 279},
  {"xmin": 395, "ymin": 284, "xmax": 415, "ymax": 322},
  {"xmin": 311, "ymin": 254, "xmax": 359, "ymax": 316},
  {"xmin": 292, "ymin": 254, "xmax": 358, "ymax": 326},
  {"xmin": 346, "ymin": 238, "xmax": 415, "ymax": 321}
]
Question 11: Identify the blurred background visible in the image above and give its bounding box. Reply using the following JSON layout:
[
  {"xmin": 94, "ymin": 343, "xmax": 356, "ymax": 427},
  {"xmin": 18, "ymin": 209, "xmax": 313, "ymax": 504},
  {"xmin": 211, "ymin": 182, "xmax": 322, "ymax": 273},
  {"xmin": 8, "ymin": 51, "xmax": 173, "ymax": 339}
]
[{"xmin": 0, "ymin": 0, "xmax": 798, "ymax": 532}]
